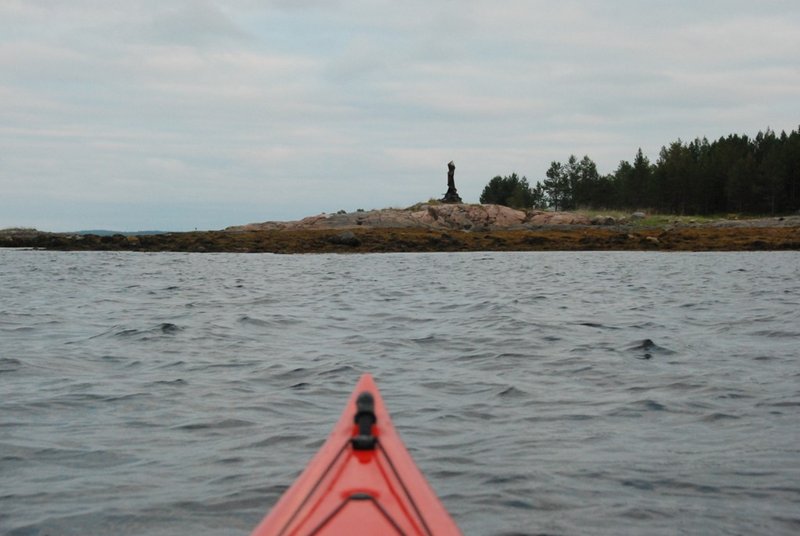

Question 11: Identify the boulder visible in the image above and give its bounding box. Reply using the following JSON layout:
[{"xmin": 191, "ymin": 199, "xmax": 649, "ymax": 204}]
[
  {"xmin": 590, "ymin": 215, "xmax": 616, "ymax": 225},
  {"xmin": 329, "ymin": 231, "xmax": 361, "ymax": 247},
  {"xmin": 527, "ymin": 211, "xmax": 592, "ymax": 225}
]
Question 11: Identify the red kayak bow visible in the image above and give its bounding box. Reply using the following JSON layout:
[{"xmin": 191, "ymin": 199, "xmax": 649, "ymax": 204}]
[{"xmin": 250, "ymin": 373, "xmax": 461, "ymax": 535}]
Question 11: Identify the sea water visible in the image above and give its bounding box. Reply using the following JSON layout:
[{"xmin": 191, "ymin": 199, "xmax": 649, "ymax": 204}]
[{"xmin": 1, "ymin": 250, "xmax": 798, "ymax": 535}]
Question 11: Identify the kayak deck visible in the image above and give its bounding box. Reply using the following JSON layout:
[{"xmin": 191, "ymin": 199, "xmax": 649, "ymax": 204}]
[{"xmin": 250, "ymin": 374, "xmax": 461, "ymax": 535}]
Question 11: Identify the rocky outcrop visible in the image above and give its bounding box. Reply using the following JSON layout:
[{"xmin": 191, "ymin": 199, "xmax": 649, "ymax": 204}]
[
  {"xmin": 227, "ymin": 204, "xmax": 604, "ymax": 232},
  {"xmin": 411, "ymin": 204, "xmax": 527, "ymax": 230},
  {"xmin": 0, "ymin": 228, "xmax": 52, "ymax": 240}
]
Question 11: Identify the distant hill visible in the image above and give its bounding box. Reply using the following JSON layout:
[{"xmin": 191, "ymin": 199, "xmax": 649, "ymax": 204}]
[{"xmin": 76, "ymin": 230, "xmax": 168, "ymax": 236}]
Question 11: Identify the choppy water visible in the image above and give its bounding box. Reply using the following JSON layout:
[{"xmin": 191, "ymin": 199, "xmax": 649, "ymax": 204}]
[{"xmin": 1, "ymin": 249, "xmax": 799, "ymax": 535}]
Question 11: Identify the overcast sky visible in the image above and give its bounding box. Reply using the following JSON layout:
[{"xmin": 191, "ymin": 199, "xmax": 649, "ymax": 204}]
[{"xmin": 1, "ymin": 0, "xmax": 798, "ymax": 231}]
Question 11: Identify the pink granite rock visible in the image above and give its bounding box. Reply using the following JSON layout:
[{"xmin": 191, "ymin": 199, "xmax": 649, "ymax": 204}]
[{"xmin": 228, "ymin": 205, "xmax": 587, "ymax": 231}]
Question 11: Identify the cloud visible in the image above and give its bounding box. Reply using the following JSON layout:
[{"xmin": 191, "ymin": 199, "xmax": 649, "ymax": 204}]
[
  {"xmin": 1, "ymin": 1, "xmax": 799, "ymax": 230},
  {"xmin": 136, "ymin": 2, "xmax": 246, "ymax": 46},
  {"xmin": 668, "ymin": 15, "xmax": 800, "ymax": 67}
]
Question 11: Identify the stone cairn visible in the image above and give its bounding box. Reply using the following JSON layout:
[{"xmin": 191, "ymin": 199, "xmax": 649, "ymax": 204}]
[{"xmin": 440, "ymin": 160, "xmax": 463, "ymax": 203}]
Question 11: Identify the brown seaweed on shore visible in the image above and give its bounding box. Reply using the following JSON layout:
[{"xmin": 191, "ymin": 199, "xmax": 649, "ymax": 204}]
[{"xmin": 2, "ymin": 225, "xmax": 798, "ymax": 253}]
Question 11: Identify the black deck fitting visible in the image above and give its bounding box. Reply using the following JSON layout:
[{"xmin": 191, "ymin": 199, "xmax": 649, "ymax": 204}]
[{"xmin": 351, "ymin": 391, "xmax": 377, "ymax": 450}]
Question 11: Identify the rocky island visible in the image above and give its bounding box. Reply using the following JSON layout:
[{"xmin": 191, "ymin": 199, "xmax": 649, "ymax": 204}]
[
  {"xmin": 2, "ymin": 204, "xmax": 799, "ymax": 253},
  {"xmin": 5, "ymin": 157, "xmax": 798, "ymax": 253}
]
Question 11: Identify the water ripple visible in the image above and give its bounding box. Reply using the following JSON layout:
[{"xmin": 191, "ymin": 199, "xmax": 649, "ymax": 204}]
[{"xmin": 1, "ymin": 250, "xmax": 799, "ymax": 535}]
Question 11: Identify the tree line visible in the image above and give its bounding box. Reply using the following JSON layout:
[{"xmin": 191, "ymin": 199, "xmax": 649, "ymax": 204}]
[{"xmin": 480, "ymin": 127, "xmax": 800, "ymax": 215}]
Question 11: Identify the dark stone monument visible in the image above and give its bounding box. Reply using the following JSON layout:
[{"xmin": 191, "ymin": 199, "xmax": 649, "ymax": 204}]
[{"xmin": 441, "ymin": 160, "xmax": 462, "ymax": 203}]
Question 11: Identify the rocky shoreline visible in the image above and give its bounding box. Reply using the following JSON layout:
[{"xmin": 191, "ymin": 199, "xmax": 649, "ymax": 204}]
[{"xmin": 2, "ymin": 205, "xmax": 799, "ymax": 253}]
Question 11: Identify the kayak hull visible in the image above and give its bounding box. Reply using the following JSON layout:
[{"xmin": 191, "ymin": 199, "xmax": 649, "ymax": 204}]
[{"xmin": 250, "ymin": 374, "xmax": 461, "ymax": 536}]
